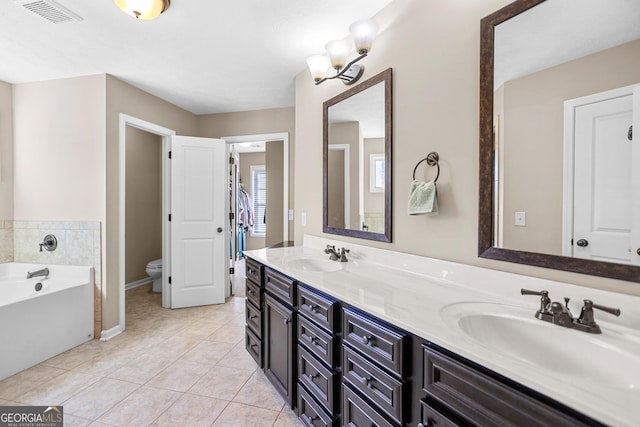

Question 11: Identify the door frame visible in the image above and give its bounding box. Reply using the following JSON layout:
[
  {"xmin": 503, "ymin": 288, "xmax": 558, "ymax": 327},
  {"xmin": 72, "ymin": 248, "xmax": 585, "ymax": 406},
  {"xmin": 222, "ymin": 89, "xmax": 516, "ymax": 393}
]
[
  {"xmin": 222, "ymin": 132, "xmax": 290, "ymax": 243},
  {"xmin": 118, "ymin": 114, "xmax": 176, "ymax": 332},
  {"xmin": 562, "ymin": 84, "xmax": 638, "ymax": 257}
]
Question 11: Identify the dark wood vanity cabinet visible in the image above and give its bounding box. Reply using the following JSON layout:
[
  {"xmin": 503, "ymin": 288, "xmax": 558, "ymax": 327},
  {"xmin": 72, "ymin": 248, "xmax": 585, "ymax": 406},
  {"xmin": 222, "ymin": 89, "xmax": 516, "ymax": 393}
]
[
  {"xmin": 244, "ymin": 257, "xmax": 264, "ymax": 367},
  {"xmin": 342, "ymin": 306, "xmax": 410, "ymax": 426},
  {"xmin": 264, "ymin": 268, "xmax": 298, "ymax": 409},
  {"xmin": 419, "ymin": 343, "xmax": 600, "ymax": 427},
  {"xmin": 296, "ymin": 285, "xmax": 341, "ymax": 426},
  {"xmin": 244, "ymin": 262, "xmax": 606, "ymax": 427}
]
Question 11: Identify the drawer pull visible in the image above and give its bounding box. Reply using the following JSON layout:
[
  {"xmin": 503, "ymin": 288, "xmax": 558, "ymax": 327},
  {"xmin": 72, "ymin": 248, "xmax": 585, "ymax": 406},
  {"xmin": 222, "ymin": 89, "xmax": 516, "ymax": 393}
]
[
  {"xmin": 284, "ymin": 318, "xmax": 291, "ymax": 325},
  {"xmin": 307, "ymin": 372, "xmax": 319, "ymax": 381},
  {"xmin": 248, "ymin": 314, "xmax": 257, "ymax": 320},
  {"xmin": 362, "ymin": 335, "xmax": 375, "ymax": 345},
  {"xmin": 308, "ymin": 304, "xmax": 318, "ymax": 313},
  {"xmin": 248, "ymin": 268, "xmax": 255, "ymax": 274},
  {"xmin": 247, "ymin": 289, "xmax": 255, "ymax": 295},
  {"xmin": 307, "ymin": 335, "xmax": 318, "ymax": 344},
  {"xmin": 250, "ymin": 343, "xmax": 258, "ymax": 349},
  {"xmin": 360, "ymin": 376, "xmax": 373, "ymax": 388}
]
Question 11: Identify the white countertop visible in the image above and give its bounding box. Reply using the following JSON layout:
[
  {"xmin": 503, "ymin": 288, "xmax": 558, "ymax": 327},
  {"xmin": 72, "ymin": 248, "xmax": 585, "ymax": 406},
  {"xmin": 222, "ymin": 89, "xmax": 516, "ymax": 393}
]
[{"xmin": 244, "ymin": 235, "xmax": 640, "ymax": 427}]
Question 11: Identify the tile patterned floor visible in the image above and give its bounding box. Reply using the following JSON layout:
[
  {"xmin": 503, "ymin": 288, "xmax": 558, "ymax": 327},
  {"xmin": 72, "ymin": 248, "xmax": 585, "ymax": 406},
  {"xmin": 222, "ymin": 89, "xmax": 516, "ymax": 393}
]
[{"xmin": 0, "ymin": 284, "xmax": 303, "ymax": 427}]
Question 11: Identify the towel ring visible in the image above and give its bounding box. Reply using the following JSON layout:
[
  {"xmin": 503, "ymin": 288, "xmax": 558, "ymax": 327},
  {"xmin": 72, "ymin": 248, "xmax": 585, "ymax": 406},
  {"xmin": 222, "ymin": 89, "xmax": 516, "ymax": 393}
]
[{"xmin": 412, "ymin": 152, "xmax": 440, "ymax": 182}]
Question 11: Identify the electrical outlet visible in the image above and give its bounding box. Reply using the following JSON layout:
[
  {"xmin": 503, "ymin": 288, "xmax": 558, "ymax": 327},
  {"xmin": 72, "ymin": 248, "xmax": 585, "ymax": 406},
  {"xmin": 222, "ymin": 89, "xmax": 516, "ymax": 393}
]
[
  {"xmin": 288, "ymin": 209, "xmax": 294, "ymax": 221},
  {"xmin": 301, "ymin": 212, "xmax": 307, "ymax": 227},
  {"xmin": 515, "ymin": 211, "xmax": 526, "ymax": 226}
]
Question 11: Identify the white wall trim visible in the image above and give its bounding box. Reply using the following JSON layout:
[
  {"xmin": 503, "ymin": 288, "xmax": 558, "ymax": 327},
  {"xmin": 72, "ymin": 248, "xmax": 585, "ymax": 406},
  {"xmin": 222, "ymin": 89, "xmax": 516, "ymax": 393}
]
[
  {"xmin": 118, "ymin": 113, "xmax": 176, "ymax": 333},
  {"xmin": 100, "ymin": 324, "xmax": 123, "ymax": 341},
  {"xmin": 222, "ymin": 132, "xmax": 290, "ymax": 242},
  {"xmin": 125, "ymin": 276, "xmax": 153, "ymax": 290}
]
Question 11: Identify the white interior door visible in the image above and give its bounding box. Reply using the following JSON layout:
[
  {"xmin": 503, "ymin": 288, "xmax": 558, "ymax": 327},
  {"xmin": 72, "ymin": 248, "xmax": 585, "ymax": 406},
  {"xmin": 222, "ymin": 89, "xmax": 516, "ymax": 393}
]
[
  {"xmin": 170, "ymin": 136, "xmax": 226, "ymax": 308},
  {"xmin": 572, "ymin": 91, "xmax": 636, "ymax": 264}
]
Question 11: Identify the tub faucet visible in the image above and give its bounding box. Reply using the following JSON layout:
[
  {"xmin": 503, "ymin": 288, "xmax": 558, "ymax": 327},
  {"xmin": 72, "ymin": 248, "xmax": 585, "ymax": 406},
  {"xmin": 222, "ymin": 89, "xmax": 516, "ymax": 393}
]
[{"xmin": 27, "ymin": 267, "xmax": 49, "ymax": 279}]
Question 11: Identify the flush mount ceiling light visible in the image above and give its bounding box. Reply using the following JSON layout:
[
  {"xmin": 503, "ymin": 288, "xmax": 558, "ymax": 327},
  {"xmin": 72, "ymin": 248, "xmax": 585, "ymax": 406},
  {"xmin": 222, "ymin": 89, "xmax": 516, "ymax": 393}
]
[
  {"xmin": 307, "ymin": 19, "xmax": 378, "ymax": 86},
  {"xmin": 113, "ymin": 0, "xmax": 170, "ymax": 20}
]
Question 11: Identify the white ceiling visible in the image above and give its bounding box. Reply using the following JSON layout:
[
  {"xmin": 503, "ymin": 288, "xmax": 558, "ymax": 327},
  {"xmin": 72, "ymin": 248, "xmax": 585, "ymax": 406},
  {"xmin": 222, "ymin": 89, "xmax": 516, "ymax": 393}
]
[{"xmin": 0, "ymin": 0, "xmax": 393, "ymax": 114}]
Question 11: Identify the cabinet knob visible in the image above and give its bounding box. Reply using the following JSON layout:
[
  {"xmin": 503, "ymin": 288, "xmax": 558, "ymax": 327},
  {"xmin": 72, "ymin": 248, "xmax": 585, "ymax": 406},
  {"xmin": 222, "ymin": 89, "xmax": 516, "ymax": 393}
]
[
  {"xmin": 308, "ymin": 304, "xmax": 318, "ymax": 313},
  {"xmin": 248, "ymin": 289, "xmax": 255, "ymax": 295},
  {"xmin": 249, "ymin": 315, "xmax": 257, "ymax": 320},
  {"xmin": 362, "ymin": 335, "xmax": 374, "ymax": 345},
  {"xmin": 307, "ymin": 372, "xmax": 318, "ymax": 381},
  {"xmin": 307, "ymin": 335, "xmax": 318, "ymax": 344},
  {"xmin": 360, "ymin": 376, "xmax": 372, "ymax": 387},
  {"xmin": 284, "ymin": 318, "xmax": 291, "ymax": 325}
]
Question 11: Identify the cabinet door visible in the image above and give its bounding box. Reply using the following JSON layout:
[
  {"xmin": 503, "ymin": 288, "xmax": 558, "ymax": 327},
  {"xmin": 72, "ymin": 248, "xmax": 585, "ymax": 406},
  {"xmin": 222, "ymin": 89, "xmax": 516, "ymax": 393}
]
[{"xmin": 264, "ymin": 293, "xmax": 296, "ymax": 408}]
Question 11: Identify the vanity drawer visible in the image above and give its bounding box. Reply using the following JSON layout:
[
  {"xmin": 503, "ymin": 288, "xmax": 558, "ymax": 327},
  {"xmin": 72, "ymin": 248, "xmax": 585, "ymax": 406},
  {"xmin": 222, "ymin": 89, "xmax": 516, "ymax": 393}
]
[
  {"xmin": 343, "ymin": 346, "xmax": 404, "ymax": 425},
  {"xmin": 298, "ymin": 346, "xmax": 339, "ymax": 414},
  {"xmin": 343, "ymin": 384, "xmax": 395, "ymax": 427},
  {"xmin": 343, "ymin": 307, "xmax": 406, "ymax": 376},
  {"xmin": 245, "ymin": 301, "xmax": 262, "ymax": 338},
  {"xmin": 423, "ymin": 345, "xmax": 587, "ymax": 427},
  {"xmin": 246, "ymin": 279, "xmax": 262, "ymax": 309},
  {"xmin": 298, "ymin": 386, "xmax": 338, "ymax": 427},
  {"xmin": 297, "ymin": 285, "xmax": 338, "ymax": 332},
  {"xmin": 265, "ymin": 267, "xmax": 296, "ymax": 306},
  {"xmin": 245, "ymin": 257, "xmax": 263, "ymax": 286},
  {"xmin": 245, "ymin": 326, "xmax": 262, "ymax": 368},
  {"xmin": 420, "ymin": 399, "xmax": 461, "ymax": 427},
  {"xmin": 298, "ymin": 314, "xmax": 339, "ymax": 368}
]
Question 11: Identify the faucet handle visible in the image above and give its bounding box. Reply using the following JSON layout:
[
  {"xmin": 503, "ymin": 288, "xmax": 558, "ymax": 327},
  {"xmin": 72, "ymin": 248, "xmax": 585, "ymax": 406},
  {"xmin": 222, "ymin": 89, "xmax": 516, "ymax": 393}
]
[
  {"xmin": 324, "ymin": 245, "xmax": 335, "ymax": 254},
  {"xmin": 576, "ymin": 300, "xmax": 621, "ymax": 333},
  {"xmin": 521, "ymin": 288, "xmax": 551, "ymax": 314}
]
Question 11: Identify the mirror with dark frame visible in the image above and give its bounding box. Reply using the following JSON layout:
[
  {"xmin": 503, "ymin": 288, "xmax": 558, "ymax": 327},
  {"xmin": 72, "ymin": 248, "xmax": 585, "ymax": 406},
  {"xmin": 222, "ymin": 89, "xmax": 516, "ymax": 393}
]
[
  {"xmin": 479, "ymin": 0, "xmax": 640, "ymax": 282},
  {"xmin": 323, "ymin": 68, "xmax": 392, "ymax": 242}
]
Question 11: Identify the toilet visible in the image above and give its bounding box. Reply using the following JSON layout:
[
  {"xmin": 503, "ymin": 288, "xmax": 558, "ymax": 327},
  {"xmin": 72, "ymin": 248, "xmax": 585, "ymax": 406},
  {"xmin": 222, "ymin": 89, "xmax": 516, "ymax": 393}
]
[{"xmin": 145, "ymin": 259, "xmax": 163, "ymax": 292}]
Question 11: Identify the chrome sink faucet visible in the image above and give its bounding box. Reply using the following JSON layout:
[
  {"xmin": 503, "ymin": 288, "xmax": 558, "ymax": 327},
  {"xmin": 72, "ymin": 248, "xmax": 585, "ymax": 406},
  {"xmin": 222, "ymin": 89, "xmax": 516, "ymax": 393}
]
[
  {"xmin": 324, "ymin": 245, "xmax": 350, "ymax": 262},
  {"xmin": 521, "ymin": 288, "xmax": 620, "ymax": 334}
]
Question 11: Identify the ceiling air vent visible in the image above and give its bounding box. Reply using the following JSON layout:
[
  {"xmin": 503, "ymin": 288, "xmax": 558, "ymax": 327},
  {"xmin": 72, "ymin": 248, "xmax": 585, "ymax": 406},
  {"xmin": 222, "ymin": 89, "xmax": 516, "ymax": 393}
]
[{"xmin": 13, "ymin": 0, "xmax": 83, "ymax": 24}]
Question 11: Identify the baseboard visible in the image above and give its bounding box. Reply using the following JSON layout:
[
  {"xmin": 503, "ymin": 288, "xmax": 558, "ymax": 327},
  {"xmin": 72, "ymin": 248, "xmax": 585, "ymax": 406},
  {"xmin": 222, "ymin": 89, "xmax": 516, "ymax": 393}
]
[
  {"xmin": 100, "ymin": 324, "xmax": 123, "ymax": 341},
  {"xmin": 125, "ymin": 277, "xmax": 152, "ymax": 290}
]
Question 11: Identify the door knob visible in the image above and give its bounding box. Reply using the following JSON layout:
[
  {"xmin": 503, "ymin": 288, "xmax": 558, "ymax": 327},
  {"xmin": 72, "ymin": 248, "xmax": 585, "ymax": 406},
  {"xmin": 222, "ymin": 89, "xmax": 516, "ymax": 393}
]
[
  {"xmin": 217, "ymin": 227, "xmax": 223, "ymax": 233},
  {"xmin": 636, "ymin": 248, "xmax": 640, "ymax": 256},
  {"xmin": 576, "ymin": 239, "xmax": 589, "ymax": 247}
]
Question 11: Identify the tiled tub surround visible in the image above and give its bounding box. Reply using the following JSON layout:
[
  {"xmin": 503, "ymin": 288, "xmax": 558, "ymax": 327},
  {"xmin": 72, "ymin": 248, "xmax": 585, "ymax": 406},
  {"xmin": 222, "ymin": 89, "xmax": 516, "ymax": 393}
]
[
  {"xmin": 245, "ymin": 235, "xmax": 640, "ymax": 427},
  {"xmin": 0, "ymin": 263, "xmax": 94, "ymax": 381},
  {"xmin": 0, "ymin": 220, "xmax": 13, "ymax": 262},
  {"xmin": 11, "ymin": 220, "xmax": 102, "ymax": 337}
]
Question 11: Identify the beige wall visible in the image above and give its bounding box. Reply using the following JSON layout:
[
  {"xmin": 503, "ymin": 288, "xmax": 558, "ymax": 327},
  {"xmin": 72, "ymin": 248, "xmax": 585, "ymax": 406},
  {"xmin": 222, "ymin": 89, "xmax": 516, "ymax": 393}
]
[
  {"xmin": 13, "ymin": 75, "xmax": 106, "ymax": 221},
  {"xmin": 105, "ymin": 75, "xmax": 198, "ymax": 330},
  {"xmin": 294, "ymin": 0, "xmax": 640, "ymax": 296},
  {"xmin": 266, "ymin": 140, "xmax": 284, "ymax": 247},
  {"xmin": 0, "ymin": 81, "xmax": 13, "ymax": 220},
  {"xmin": 198, "ymin": 108, "xmax": 295, "ymax": 240},
  {"xmin": 239, "ymin": 152, "xmax": 266, "ymax": 250},
  {"xmin": 500, "ymin": 39, "xmax": 640, "ymax": 254},
  {"xmin": 125, "ymin": 126, "xmax": 162, "ymax": 283}
]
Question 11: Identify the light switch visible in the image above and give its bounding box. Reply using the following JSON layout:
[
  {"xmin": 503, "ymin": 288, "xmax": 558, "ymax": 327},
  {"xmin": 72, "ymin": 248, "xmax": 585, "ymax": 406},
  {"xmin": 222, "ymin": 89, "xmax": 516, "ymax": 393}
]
[
  {"xmin": 515, "ymin": 211, "xmax": 526, "ymax": 226},
  {"xmin": 301, "ymin": 212, "xmax": 307, "ymax": 227}
]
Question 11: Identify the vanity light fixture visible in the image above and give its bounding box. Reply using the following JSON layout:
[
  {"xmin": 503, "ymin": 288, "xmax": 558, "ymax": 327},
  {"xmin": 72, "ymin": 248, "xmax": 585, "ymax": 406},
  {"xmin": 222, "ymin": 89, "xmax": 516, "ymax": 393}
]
[
  {"xmin": 113, "ymin": 0, "xmax": 170, "ymax": 20},
  {"xmin": 306, "ymin": 19, "xmax": 378, "ymax": 85}
]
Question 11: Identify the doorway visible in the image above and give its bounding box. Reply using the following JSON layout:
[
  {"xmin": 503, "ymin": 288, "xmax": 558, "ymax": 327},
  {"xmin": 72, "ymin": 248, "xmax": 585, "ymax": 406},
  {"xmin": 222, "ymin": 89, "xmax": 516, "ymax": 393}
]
[{"xmin": 224, "ymin": 133, "xmax": 290, "ymax": 295}]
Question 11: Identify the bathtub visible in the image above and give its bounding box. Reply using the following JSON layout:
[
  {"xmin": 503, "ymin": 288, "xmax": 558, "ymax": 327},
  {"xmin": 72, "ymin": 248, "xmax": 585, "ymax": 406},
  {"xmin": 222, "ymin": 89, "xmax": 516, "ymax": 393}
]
[{"xmin": 0, "ymin": 263, "xmax": 94, "ymax": 381}]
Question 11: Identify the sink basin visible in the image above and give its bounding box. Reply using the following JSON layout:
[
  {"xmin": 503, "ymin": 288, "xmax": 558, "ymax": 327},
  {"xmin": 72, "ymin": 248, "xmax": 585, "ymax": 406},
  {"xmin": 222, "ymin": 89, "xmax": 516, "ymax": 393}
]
[
  {"xmin": 441, "ymin": 302, "xmax": 640, "ymax": 390},
  {"xmin": 284, "ymin": 257, "xmax": 343, "ymax": 273}
]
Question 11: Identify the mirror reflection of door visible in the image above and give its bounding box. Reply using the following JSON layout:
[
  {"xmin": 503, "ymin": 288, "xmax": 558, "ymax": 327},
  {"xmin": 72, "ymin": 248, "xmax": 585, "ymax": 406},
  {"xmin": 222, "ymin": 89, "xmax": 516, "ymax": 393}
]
[
  {"xmin": 327, "ymin": 147, "xmax": 347, "ymax": 229},
  {"xmin": 565, "ymin": 85, "xmax": 639, "ymax": 265}
]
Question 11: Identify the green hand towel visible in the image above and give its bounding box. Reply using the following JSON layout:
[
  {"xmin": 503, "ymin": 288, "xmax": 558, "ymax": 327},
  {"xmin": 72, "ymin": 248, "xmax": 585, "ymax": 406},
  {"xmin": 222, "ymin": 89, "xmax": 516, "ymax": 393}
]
[{"xmin": 408, "ymin": 180, "xmax": 438, "ymax": 215}]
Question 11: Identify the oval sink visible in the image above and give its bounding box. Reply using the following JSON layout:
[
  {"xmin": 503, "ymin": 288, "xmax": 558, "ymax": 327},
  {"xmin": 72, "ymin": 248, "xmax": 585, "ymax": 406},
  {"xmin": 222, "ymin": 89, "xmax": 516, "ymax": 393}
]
[
  {"xmin": 284, "ymin": 257, "xmax": 343, "ymax": 273},
  {"xmin": 441, "ymin": 302, "xmax": 640, "ymax": 390}
]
